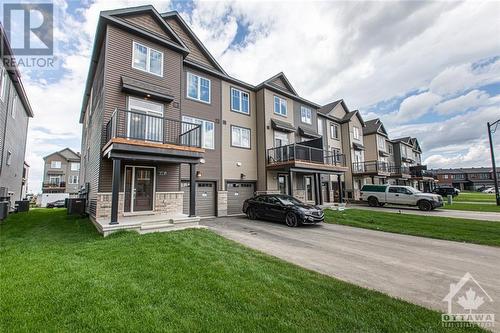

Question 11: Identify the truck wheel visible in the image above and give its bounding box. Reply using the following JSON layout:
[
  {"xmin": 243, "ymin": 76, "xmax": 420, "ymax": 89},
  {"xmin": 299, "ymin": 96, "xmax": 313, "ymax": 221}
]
[
  {"xmin": 418, "ymin": 200, "xmax": 432, "ymax": 211},
  {"xmin": 368, "ymin": 197, "xmax": 379, "ymax": 207},
  {"xmin": 378, "ymin": 202, "xmax": 385, "ymax": 207}
]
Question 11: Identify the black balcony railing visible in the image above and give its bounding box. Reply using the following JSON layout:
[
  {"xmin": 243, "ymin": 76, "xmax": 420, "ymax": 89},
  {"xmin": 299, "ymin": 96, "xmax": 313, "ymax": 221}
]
[
  {"xmin": 389, "ymin": 165, "xmax": 411, "ymax": 175},
  {"xmin": 410, "ymin": 165, "xmax": 434, "ymax": 178},
  {"xmin": 352, "ymin": 160, "xmax": 391, "ymax": 174},
  {"xmin": 105, "ymin": 108, "xmax": 202, "ymax": 148},
  {"xmin": 267, "ymin": 143, "xmax": 346, "ymax": 167},
  {"xmin": 42, "ymin": 182, "xmax": 66, "ymax": 188}
]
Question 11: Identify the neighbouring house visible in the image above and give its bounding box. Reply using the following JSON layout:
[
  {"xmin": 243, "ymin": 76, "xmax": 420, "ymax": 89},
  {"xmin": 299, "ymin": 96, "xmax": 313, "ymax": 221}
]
[
  {"xmin": 41, "ymin": 148, "xmax": 81, "ymax": 195},
  {"xmin": 0, "ymin": 24, "xmax": 34, "ymax": 207},
  {"xmin": 430, "ymin": 167, "xmax": 500, "ymax": 191}
]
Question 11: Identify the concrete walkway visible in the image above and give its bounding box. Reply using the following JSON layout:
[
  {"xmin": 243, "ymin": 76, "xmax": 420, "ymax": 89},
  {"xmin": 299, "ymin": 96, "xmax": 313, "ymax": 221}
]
[
  {"xmin": 203, "ymin": 217, "xmax": 500, "ymax": 330},
  {"xmin": 348, "ymin": 203, "xmax": 500, "ymax": 221}
]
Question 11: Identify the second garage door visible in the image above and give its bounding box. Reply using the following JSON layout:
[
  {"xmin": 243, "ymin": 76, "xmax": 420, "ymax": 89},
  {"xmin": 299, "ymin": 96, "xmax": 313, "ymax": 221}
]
[
  {"xmin": 227, "ymin": 182, "xmax": 255, "ymax": 215},
  {"xmin": 182, "ymin": 181, "xmax": 216, "ymax": 217}
]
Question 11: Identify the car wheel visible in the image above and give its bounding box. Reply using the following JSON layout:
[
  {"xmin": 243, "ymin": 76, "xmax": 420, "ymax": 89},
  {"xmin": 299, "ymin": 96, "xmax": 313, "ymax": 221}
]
[
  {"xmin": 368, "ymin": 197, "xmax": 379, "ymax": 207},
  {"xmin": 285, "ymin": 212, "xmax": 299, "ymax": 227},
  {"xmin": 378, "ymin": 202, "xmax": 385, "ymax": 207},
  {"xmin": 418, "ymin": 200, "xmax": 432, "ymax": 211},
  {"xmin": 247, "ymin": 207, "xmax": 257, "ymax": 220}
]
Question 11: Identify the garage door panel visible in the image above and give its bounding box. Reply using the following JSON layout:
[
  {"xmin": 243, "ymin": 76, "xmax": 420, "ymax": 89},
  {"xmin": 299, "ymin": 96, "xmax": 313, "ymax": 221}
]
[
  {"xmin": 182, "ymin": 181, "xmax": 215, "ymax": 217},
  {"xmin": 227, "ymin": 182, "xmax": 255, "ymax": 215}
]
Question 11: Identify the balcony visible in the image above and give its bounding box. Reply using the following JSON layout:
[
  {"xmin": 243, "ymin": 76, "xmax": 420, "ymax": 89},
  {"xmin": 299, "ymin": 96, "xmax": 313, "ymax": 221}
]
[
  {"xmin": 267, "ymin": 143, "xmax": 347, "ymax": 172},
  {"xmin": 103, "ymin": 109, "xmax": 204, "ymax": 163},
  {"xmin": 352, "ymin": 160, "xmax": 391, "ymax": 176},
  {"xmin": 410, "ymin": 165, "xmax": 434, "ymax": 179},
  {"xmin": 42, "ymin": 182, "xmax": 66, "ymax": 192},
  {"xmin": 389, "ymin": 165, "xmax": 411, "ymax": 178}
]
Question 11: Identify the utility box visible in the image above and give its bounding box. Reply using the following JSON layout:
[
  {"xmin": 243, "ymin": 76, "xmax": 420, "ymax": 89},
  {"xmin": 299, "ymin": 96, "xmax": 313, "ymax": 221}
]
[
  {"xmin": 67, "ymin": 198, "xmax": 86, "ymax": 216},
  {"xmin": 0, "ymin": 201, "xmax": 9, "ymax": 221},
  {"xmin": 15, "ymin": 200, "xmax": 30, "ymax": 212},
  {"xmin": 447, "ymin": 195, "xmax": 453, "ymax": 205}
]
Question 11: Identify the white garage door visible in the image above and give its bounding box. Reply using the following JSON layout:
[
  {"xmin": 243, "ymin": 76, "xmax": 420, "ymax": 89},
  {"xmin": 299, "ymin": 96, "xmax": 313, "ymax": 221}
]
[{"xmin": 227, "ymin": 182, "xmax": 255, "ymax": 215}]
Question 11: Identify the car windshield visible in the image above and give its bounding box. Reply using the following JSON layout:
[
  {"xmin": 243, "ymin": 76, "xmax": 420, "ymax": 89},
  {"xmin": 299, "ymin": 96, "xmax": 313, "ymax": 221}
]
[
  {"xmin": 277, "ymin": 196, "xmax": 302, "ymax": 206},
  {"xmin": 409, "ymin": 188, "xmax": 421, "ymax": 194}
]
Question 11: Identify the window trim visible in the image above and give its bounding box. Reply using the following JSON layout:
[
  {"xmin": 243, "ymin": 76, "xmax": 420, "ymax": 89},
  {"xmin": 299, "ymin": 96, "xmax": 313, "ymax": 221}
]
[
  {"xmin": 69, "ymin": 175, "xmax": 79, "ymax": 184},
  {"xmin": 0, "ymin": 65, "xmax": 6, "ymax": 102},
  {"xmin": 182, "ymin": 115, "xmax": 215, "ymax": 149},
  {"xmin": 317, "ymin": 118, "xmax": 324, "ymax": 136},
  {"xmin": 186, "ymin": 72, "xmax": 211, "ymax": 104},
  {"xmin": 230, "ymin": 87, "xmax": 250, "ymax": 115},
  {"xmin": 353, "ymin": 126, "xmax": 360, "ymax": 141},
  {"xmin": 70, "ymin": 162, "xmax": 80, "ymax": 171},
  {"xmin": 6, "ymin": 151, "xmax": 12, "ymax": 166},
  {"xmin": 330, "ymin": 123, "xmax": 339, "ymax": 140},
  {"xmin": 11, "ymin": 94, "xmax": 17, "ymax": 119},
  {"xmin": 273, "ymin": 95, "xmax": 287, "ymax": 116},
  {"xmin": 300, "ymin": 106, "xmax": 312, "ymax": 124},
  {"xmin": 230, "ymin": 125, "xmax": 251, "ymax": 149},
  {"xmin": 131, "ymin": 41, "xmax": 164, "ymax": 77},
  {"xmin": 50, "ymin": 161, "xmax": 62, "ymax": 169}
]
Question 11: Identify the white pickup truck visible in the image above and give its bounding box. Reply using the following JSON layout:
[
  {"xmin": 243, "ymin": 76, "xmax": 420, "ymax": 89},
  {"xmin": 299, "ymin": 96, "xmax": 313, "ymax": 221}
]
[{"xmin": 360, "ymin": 185, "xmax": 443, "ymax": 211}]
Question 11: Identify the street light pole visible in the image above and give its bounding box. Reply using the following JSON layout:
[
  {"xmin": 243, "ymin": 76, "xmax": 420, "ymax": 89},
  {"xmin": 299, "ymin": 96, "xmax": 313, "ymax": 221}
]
[{"xmin": 487, "ymin": 120, "xmax": 500, "ymax": 206}]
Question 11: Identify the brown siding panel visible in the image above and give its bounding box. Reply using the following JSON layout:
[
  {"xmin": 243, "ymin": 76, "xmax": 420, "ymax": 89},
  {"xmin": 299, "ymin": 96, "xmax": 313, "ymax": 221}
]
[{"xmin": 122, "ymin": 13, "xmax": 178, "ymax": 44}]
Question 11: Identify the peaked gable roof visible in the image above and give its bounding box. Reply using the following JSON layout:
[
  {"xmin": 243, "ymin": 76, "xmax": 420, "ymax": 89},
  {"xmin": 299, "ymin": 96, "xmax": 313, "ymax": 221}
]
[
  {"xmin": 363, "ymin": 118, "xmax": 388, "ymax": 137},
  {"xmin": 256, "ymin": 72, "xmax": 298, "ymax": 96},
  {"xmin": 161, "ymin": 11, "xmax": 227, "ymax": 75},
  {"xmin": 44, "ymin": 148, "xmax": 80, "ymax": 161},
  {"xmin": 318, "ymin": 99, "xmax": 344, "ymax": 115}
]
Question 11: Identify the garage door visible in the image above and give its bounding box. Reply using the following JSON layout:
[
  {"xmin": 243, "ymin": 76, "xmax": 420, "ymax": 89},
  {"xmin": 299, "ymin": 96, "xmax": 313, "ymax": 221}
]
[
  {"xmin": 227, "ymin": 182, "xmax": 255, "ymax": 215},
  {"xmin": 182, "ymin": 181, "xmax": 216, "ymax": 217}
]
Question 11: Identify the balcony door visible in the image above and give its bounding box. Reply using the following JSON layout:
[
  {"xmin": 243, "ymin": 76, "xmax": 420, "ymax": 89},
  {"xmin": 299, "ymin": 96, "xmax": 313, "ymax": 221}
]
[
  {"xmin": 274, "ymin": 131, "xmax": 290, "ymax": 161},
  {"xmin": 127, "ymin": 97, "xmax": 164, "ymax": 142},
  {"xmin": 124, "ymin": 166, "xmax": 155, "ymax": 213}
]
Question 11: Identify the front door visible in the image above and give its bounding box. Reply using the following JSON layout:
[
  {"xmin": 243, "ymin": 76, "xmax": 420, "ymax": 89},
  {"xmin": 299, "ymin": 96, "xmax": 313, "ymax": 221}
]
[
  {"xmin": 304, "ymin": 176, "xmax": 314, "ymax": 202},
  {"xmin": 124, "ymin": 166, "xmax": 155, "ymax": 213}
]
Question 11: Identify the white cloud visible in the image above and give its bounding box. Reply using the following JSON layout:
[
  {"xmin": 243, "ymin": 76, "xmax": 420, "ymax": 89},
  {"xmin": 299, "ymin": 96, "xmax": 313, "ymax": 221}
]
[
  {"xmin": 393, "ymin": 91, "xmax": 441, "ymax": 122},
  {"xmin": 434, "ymin": 90, "xmax": 493, "ymax": 115}
]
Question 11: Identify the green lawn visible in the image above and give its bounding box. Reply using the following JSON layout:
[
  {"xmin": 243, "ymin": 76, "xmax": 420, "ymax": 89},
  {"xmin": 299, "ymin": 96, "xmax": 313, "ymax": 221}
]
[
  {"xmin": 454, "ymin": 191, "xmax": 496, "ymax": 202},
  {"xmin": 0, "ymin": 209, "xmax": 483, "ymax": 332},
  {"xmin": 442, "ymin": 202, "xmax": 500, "ymax": 212},
  {"xmin": 325, "ymin": 209, "xmax": 500, "ymax": 247}
]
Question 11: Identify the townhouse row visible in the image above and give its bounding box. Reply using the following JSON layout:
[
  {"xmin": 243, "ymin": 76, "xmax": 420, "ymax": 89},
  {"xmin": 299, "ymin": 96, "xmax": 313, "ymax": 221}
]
[
  {"xmin": 430, "ymin": 167, "xmax": 500, "ymax": 191},
  {"xmin": 78, "ymin": 5, "xmax": 432, "ymax": 233}
]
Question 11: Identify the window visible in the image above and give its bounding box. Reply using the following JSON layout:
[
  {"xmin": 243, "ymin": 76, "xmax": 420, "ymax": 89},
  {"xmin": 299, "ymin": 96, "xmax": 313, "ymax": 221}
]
[
  {"xmin": 49, "ymin": 176, "xmax": 61, "ymax": 185},
  {"xmin": 69, "ymin": 175, "xmax": 79, "ymax": 184},
  {"xmin": 330, "ymin": 123, "xmax": 339, "ymax": 139},
  {"xmin": 70, "ymin": 162, "xmax": 80, "ymax": 171},
  {"xmin": 444, "ymin": 175, "xmax": 449, "ymax": 179},
  {"xmin": 187, "ymin": 72, "xmax": 211, "ymax": 103},
  {"xmin": 353, "ymin": 126, "xmax": 360, "ymax": 140},
  {"xmin": 231, "ymin": 126, "xmax": 250, "ymax": 148},
  {"xmin": 51, "ymin": 161, "xmax": 61, "ymax": 169},
  {"xmin": 182, "ymin": 116, "xmax": 214, "ymax": 149},
  {"xmin": 317, "ymin": 118, "xmax": 324, "ymax": 135},
  {"xmin": 132, "ymin": 41, "xmax": 163, "ymax": 76},
  {"xmin": 378, "ymin": 136, "xmax": 386, "ymax": 150},
  {"xmin": 388, "ymin": 145, "xmax": 393, "ymax": 155},
  {"xmin": 274, "ymin": 131, "xmax": 289, "ymax": 147},
  {"xmin": 6, "ymin": 151, "xmax": 12, "ymax": 166},
  {"xmin": 0, "ymin": 63, "xmax": 6, "ymax": 101},
  {"xmin": 273, "ymin": 96, "xmax": 287, "ymax": 116},
  {"xmin": 11, "ymin": 95, "xmax": 17, "ymax": 119},
  {"xmin": 231, "ymin": 88, "xmax": 249, "ymax": 114},
  {"xmin": 300, "ymin": 106, "xmax": 312, "ymax": 124}
]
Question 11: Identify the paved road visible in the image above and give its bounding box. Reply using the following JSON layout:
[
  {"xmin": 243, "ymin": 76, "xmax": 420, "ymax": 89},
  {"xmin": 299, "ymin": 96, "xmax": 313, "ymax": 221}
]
[
  {"xmin": 203, "ymin": 217, "xmax": 500, "ymax": 330},
  {"xmin": 349, "ymin": 203, "xmax": 500, "ymax": 221}
]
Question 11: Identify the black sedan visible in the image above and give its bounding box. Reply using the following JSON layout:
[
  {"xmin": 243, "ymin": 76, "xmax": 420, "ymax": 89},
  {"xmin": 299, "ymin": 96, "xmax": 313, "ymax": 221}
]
[
  {"xmin": 46, "ymin": 200, "xmax": 66, "ymax": 208},
  {"xmin": 242, "ymin": 194, "xmax": 324, "ymax": 227},
  {"xmin": 433, "ymin": 187, "xmax": 459, "ymax": 197}
]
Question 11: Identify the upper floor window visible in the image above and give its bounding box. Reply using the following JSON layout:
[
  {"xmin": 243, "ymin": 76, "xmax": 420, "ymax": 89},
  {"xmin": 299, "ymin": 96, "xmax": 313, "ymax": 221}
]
[
  {"xmin": 6, "ymin": 151, "xmax": 12, "ymax": 166},
  {"xmin": 353, "ymin": 126, "xmax": 360, "ymax": 140},
  {"xmin": 71, "ymin": 162, "xmax": 80, "ymax": 171},
  {"xmin": 231, "ymin": 125, "xmax": 251, "ymax": 148},
  {"xmin": 187, "ymin": 72, "xmax": 211, "ymax": 103},
  {"xmin": 182, "ymin": 115, "xmax": 214, "ymax": 149},
  {"xmin": 11, "ymin": 95, "xmax": 17, "ymax": 119},
  {"xmin": 0, "ymin": 64, "xmax": 6, "ymax": 101},
  {"xmin": 132, "ymin": 41, "xmax": 163, "ymax": 76},
  {"xmin": 330, "ymin": 123, "xmax": 339, "ymax": 140},
  {"xmin": 317, "ymin": 118, "xmax": 324, "ymax": 135},
  {"xmin": 300, "ymin": 106, "xmax": 312, "ymax": 124},
  {"xmin": 388, "ymin": 145, "xmax": 393, "ymax": 155},
  {"xmin": 377, "ymin": 136, "xmax": 385, "ymax": 150},
  {"xmin": 443, "ymin": 175, "xmax": 449, "ymax": 179},
  {"xmin": 51, "ymin": 161, "xmax": 61, "ymax": 169},
  {"xmin": 274, "ymin": 131, "xmax": 289, "ymax": 147},
  {"xmin": 274, "ymin": 96, "xmax": 287, "ymax": 116},
  {"xmin": 69, "ymin": 175, "xmax": 79, "ymax": 184},
  {"xmin": 231, "ymin": 88, "xmax": 249, "ymax": 114}
]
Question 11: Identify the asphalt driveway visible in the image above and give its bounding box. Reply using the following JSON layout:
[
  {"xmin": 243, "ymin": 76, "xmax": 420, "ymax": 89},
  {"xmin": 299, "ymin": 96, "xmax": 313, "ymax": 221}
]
[{"xmin": 202, "ymin": 217, "xmax": 500, "ymax": 329}]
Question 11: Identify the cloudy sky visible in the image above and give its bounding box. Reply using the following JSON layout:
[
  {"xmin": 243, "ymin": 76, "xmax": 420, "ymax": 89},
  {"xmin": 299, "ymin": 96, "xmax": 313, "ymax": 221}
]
[{"xmin": 4, "ymin": 0, "xmax": 500, "ymax": 193}]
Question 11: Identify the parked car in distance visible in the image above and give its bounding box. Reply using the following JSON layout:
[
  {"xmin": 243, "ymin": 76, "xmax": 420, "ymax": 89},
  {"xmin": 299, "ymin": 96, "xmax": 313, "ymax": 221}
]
[
  {"xmin": 483, "ymin": 187, "xmax": 495, "ymax": 193},
  {"xmin": 242, "ymin": 194, "xmax": 324, "ymax": 227},
  {"xmin": 360, "ymin": 185, "xmax": 443, "ymax": 211},
  {"xmin": 46, "ymin": 200, "xmax": 66, "ymax": 208},
  {"xmin": 433, "ymin": 186, "xmax": 459, "ymax": 197}
]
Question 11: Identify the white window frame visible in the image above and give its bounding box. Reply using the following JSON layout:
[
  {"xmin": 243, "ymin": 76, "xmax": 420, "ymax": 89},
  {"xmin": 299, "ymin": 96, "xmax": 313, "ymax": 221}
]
[
  {"xmin": 49, "ymin": 176, "xmax": 61, "ymax": 185},
  {"xmin": 0, "ymin": 64, "xmax": 6, "ymax": 102},
  {"xmin": 300, "ymin": 106, "xmax": 312, "ymax": 124},
  {"xmin": 317, "ymin": 118, "xmax": 324, "ymax": 136},
  {"xmin": 51, "ymin": 161, "xmax": 61, "ymax": 169},
  {"xmin": 69, "ymin": 175, "xmax": 79, "ymax": 184},
  {"xmin": 353, "ymin": 126, "xmax": 360, "ymax": 140},
  {"xmin": 70, "ymin": 162, "xmax": 80, "ymax": 171},
  {"xmin": 187, "ymin": 72, "xmax": 211, "ymax": 104},
  {"xmin": 273, "ymin": 96, "xmax": 287, "ymax": 116},
  {"xmin": 11, "ymin": 94, "xmax": 17, "ymax": 119},
  {"xmin": 182, "ymin": 115, "xmax": 215, "ymax": 149},
  {"xmin": 6, "ymin": 151, "xmax": 12, "ymax": 166},
  {"xmin": 230, "ymin": 88, "xmax": 250, "ymax": 114},
  {"xmin": 274, "ymin": 131, "xmax": 289, "ymax": 147},
  {"xmin": 132, "ymin": 41, "xmax": 163, "ymax": 77},
  {"xmin": 127, "ymin": 97, "xmax": 164, "ymax": 142},
  {"xmin": 231, "ymin": 125, "xmax": 251, "ymax": 149},
  {"xmin": 330, "ymin": 123, "xmax": 339, "ymax": 140},
  {"xmin": 378, "ymin": 136, "xmax": 386, "ymax": 150}
]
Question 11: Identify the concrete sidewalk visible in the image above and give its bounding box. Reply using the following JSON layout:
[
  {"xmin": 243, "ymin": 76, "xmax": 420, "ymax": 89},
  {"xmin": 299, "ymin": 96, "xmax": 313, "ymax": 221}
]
[
  {"xmin": 203, "ymin": 217, "xmax": 500, "ymax": 331},
  {"xmin": 347, "ymin": 203, "xmax": 500, "ymax": 221}
]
